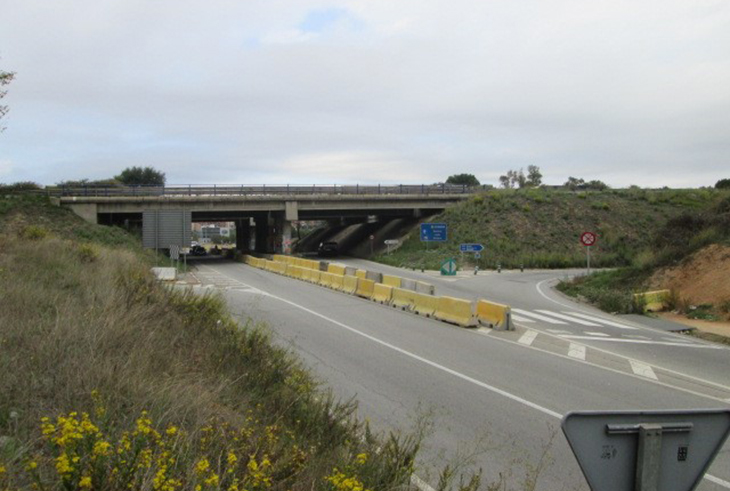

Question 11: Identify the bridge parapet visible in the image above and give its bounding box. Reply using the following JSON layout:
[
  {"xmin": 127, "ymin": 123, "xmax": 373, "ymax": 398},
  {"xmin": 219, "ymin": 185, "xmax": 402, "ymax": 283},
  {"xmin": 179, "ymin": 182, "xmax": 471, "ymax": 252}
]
[{"xmin": 49, "ymin": 183, "xmax": 483, "ymax": 198}]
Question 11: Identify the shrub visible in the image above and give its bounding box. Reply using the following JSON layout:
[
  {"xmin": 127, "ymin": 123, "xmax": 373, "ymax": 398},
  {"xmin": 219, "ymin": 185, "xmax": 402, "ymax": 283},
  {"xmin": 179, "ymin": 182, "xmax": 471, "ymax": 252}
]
[
  {"xmin": 76, "ymin": 243, "xmax": 100, "ymax": 262},
  {"xmin": 20, "ymin": 225, "xmax": 49, "ymax": 240}
]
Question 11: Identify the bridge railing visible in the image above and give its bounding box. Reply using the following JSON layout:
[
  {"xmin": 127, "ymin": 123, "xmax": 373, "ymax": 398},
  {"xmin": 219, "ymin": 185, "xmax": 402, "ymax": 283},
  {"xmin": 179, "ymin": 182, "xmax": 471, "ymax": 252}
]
[{"xmin": 49, "ymin": 184, "xmax": 483, "ymax": 197}]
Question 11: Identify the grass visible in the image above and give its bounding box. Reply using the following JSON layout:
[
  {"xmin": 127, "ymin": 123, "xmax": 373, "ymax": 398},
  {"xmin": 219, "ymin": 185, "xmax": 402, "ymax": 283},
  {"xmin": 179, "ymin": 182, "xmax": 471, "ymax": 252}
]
[
  {"xmin": 0, "ymin": 232, "xmax": 422, "ymax": 490},
  {"xmin": 374, "ymin": 188, "xmax": 728, "ymax": 271},
  {"xmin": 557, "ymin": 193, "xmax": 730, "ymax": 315}
]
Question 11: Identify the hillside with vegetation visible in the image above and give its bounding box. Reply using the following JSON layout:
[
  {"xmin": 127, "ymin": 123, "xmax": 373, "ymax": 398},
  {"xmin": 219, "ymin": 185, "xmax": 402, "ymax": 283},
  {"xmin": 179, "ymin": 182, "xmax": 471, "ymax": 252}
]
[
  {"xmin": 557, "ymin": 193, "xmax": 730, "ymax": 321},
  {"xmin": 0, "ymin": 196, "xmax": 428, "ymax": 491},
  {"xmin": 376, "ymin": 187, "xmax": 726, "ymax": 271}
]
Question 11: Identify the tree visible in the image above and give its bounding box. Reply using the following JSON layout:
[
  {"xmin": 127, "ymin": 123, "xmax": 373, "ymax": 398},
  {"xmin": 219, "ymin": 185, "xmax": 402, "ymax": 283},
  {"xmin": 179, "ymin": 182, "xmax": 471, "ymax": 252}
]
[
  {"xmin": 499, "ymin": 168, "xmax": 530, "ymax": 188},
  {"xmin": 115, "ymin": 166, "xmax": 166, "ymax": 186},
  {"xmin": 564, "ymin": 177, "xmax": 586, "ymax": 190},
  {"xmin": 716, "ymin": 179, "xmax": 730, "ymax": 190},
  {"xmin": 446, "ymin": 173, "xmax": 480, "ymax": 186},
  {"xmin": 526, "ymin": 165, "xmax": 542, "ymax": 187},
  {"xmin": 1, "ymin": 63, "xmax": 15, "ymax": 133}
]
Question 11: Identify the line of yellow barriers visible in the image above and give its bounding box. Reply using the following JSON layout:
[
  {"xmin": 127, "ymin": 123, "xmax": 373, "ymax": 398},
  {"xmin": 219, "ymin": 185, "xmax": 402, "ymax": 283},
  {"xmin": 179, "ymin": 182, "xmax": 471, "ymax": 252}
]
[{"xmin": 243, "ymin": 255, "xmax": 512, "ymax": 330}]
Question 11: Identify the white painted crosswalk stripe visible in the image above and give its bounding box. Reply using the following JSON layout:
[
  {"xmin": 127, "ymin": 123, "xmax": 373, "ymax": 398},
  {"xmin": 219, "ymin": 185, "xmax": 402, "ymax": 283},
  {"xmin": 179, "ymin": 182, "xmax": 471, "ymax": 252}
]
[
  {"xmin": 568, "ymin": 343, "xmax": 586, "ymax": 360},
  {"xmin": 511, "ymin": 314, "xmax": 535, "ymax": 323},
  {"xmin": 518, "ymin": 330, "xmax": 538, "ymax": 346},
  {"xmin": 536, "ymin": 310, "xmax": 601, "ymax": 326},
  {"xmin": 630, "ymin": 360, "xmax": 658, "ymax": 380},
  {"xmin": 585, "ymin": 332, "xmax": 610, "ymax": 337},
  {"xmin": 562, "ymin": 311, "xmax": 638, "ymax": 330},
  {"xmin": 512, "ymin": 309, "xmax": 568, "ymax": 325}
]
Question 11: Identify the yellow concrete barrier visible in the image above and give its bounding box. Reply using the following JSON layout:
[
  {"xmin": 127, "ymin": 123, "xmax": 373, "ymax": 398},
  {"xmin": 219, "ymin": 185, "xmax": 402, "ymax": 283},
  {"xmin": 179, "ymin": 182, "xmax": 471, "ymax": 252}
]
[
  {"xmin": 412, "ymin": 293, "xmax": 439, "ymax": 317},
  {"xmin": 372, "ymin": 284, "xmax": 393, "ymax": 304},
  {"xmin": 633, "ymin": 289, "xmax": 671, "ymax": 312},
  {"xmin": 342, "ymin": 275, "xmax": 359, "ymax": 294},
  {"xmin": 330, "ymin": 274, "xmax": 345, "ymax": 291},
  {"xmin": 328, "ymin": 263, "xmax": 347, "ymax": 275},
  {"xmin": 391, "ymin": 288, "xmax": 417, "ymax": 311},
  {"xmin": 355, "ymin": 269, "xmax": 367, "ymax": 280},
  {"xmin": 319, "ymin": 272, "xmax": 333, "ymax": 288},
  {"xmin": 382, "ymin": 274, "xmax": 402, "ymax": 288},
  {"xmin": 355, "ymin": 278, "xmax": 375, "ymax": 299},
  {"xmin": 476, "ymin": 300, "xmax": 512, "ymax": 330},
  {"xmin": 435, "ymin": 296, "xmax": 476, "ymax": 327},
  {"xmin": 309, "ymin": 269, "xmax": 322, "ymax": 284}
]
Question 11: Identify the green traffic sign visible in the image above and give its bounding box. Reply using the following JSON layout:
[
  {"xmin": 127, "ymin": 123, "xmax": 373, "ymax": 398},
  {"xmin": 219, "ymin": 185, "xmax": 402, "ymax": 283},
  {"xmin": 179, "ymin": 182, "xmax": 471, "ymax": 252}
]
[{"xmin": 440, "ymin": 258, "xmax": 457, "ymax": 276}]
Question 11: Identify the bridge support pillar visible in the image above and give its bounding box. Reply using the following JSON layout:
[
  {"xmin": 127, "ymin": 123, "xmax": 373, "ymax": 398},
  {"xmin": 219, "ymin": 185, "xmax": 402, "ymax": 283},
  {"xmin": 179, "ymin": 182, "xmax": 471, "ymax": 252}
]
[
  {"xmin": 281, "ymin": 220, "xmax": 293, "ymax": 255},
  {"xmin": 254, "ymin": 214, "xmax": 271, "ymax": 254},
  {"xmin": 235, "ymin": 219, "xmax": 251, "ymax": 252},
  {"xmin": 66, "ymin": 203, "xmax": 98, "ymax": 224}
]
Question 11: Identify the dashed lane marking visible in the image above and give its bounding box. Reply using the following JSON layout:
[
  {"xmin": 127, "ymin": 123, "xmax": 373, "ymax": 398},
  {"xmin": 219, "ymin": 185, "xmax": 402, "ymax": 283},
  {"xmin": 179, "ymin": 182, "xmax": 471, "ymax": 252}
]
[
  {"xmin": 630, "ymin": 360, "xmax": 658, "ymax": 380},
  {"xmin": 512, "ymin": 309, "xmax": 568, "ymax": 325},
  {"xmin": 518, "ymin": 330, "xmax": 538, "ymax": 346},
  {"xmin": 568, "ymin": 343, "xmax": 586, "ymax": 361},
  {"xmin": 535, "ymin": 310, "xmax": 601, "ymax": 326},
  {"xmin": 584, "ymin": 332, "xmax": 611, "ymax": 337}
]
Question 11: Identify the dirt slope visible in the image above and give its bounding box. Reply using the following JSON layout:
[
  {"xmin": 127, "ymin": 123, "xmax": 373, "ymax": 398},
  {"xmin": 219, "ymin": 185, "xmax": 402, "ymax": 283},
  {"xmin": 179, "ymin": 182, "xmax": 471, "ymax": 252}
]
[{"xmin": 649, "ymin": 243, "xmax": 730, "ymax": 307}]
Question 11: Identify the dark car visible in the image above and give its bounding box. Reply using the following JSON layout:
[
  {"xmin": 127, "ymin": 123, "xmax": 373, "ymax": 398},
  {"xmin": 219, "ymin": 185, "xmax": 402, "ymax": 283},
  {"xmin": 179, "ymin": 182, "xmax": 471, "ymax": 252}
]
[
  {"xmin": 190, "ymin": 245, "xmax": 207, "ymax": 256},
  {"xmin": 317, "ymin": 241, "xmax": 338, "ymax": 257}
]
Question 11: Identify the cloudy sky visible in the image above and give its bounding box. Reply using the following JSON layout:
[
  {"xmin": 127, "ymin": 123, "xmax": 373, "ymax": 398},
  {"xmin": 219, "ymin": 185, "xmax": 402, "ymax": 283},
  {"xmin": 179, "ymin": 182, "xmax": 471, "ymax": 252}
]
[{"xmin": 1, "ymin": 0, "xmax": 728, "ymax": 187}]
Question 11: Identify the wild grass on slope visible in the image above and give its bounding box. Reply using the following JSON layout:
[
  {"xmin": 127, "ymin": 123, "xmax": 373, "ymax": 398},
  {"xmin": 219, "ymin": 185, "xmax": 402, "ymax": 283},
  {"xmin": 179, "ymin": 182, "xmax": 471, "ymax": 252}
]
[
  {"xmin": 0, "ymin": 232, "xmax": 419, "ymax": 490},
  {"xmin": 376, "ymin": 188, "xmax": 726, "ymax": 271},
  {"xmin": 557, "ymin": 195, "xmax": 730, "ymax": 314}
]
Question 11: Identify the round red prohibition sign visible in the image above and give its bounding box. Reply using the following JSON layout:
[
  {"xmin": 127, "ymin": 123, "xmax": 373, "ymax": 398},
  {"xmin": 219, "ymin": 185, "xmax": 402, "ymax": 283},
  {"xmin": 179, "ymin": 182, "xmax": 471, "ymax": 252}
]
[{"xmin": 581, "ymin": 232, "xmax": 597, "ymax": 247}]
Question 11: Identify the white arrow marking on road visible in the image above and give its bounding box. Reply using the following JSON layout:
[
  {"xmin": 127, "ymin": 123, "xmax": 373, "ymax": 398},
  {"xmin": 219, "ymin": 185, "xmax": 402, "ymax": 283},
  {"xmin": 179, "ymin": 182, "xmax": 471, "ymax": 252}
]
[
  {"xmin": 535, "ymin": 310, "xmax": 602, "ymax": 326},
  {"xmin": 630, "ymin": 360, "xmax": 658, "ymax": 380},
  {"xmin": 512, "ymin": 309, "xmax": 568, "ymax": 325}
]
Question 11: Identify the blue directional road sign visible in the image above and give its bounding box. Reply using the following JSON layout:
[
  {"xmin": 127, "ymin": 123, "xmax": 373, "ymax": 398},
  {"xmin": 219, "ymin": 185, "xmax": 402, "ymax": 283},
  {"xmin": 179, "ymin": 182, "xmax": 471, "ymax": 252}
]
[
  {"xmin": 421, "ymin": 223, "xmax": 448, "ymax": 242},
  {"xmin": 459, "ymin": 243, "xmax": 484, "ymax": 253}
]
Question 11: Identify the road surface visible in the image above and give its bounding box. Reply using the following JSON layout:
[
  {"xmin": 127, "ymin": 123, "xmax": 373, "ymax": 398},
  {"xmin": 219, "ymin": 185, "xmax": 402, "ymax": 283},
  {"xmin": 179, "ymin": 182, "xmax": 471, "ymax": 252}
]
[{"xmin": 186, "ymin": 259, "xmax": 730, "ymax": 491}]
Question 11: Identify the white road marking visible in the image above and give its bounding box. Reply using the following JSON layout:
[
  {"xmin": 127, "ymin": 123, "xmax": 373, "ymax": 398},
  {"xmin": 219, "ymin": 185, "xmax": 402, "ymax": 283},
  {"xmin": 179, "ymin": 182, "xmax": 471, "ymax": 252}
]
[
  {"xmin": 568, "ymin": 343, "xmax": 586, "ymax": 360},
  {"xmin": 584, "ymin": 332, "xmax": 611, "ymax": 337},
  {"xmin": 518, "ymin": 330, "xmax": 538, "ymax": 346},
  {"xmin": 562, "ymin": 311, "xmax": 638, "ymax": 330},
  {"xmin": 511, "ymin": 314, "xmax": 535, "ymax": 323},
  {"xmin": 546, "ymin": 329, "xmax": 572, "ymax": 335},
  {"xmin": 536, "ymin": 310, "xmax": 601, "ymax": 326},
  {"xmin": 476, "ymin": 327, "xmax": 493, "ymax": 336},
  {"xmin": 662, "ymin": 337, "xmax": 695, "ymax": 344},
  {"xmin": 630, "ymin": 360, "xmax": 658, "ymax": 380},
  {"xmin": 557, "ymin": 335, "xmax": 721, "ymax": 348},
  {"xmin": 625, "ymin": 334, "xmax": 651, "ymax": 340},
  {"xmin": 205, "ymin": 265, "xmax": 730, "ymax": 490},
  {"xmin": 512, "ymin": 309, "xmax": 568, "ymax": 325}
]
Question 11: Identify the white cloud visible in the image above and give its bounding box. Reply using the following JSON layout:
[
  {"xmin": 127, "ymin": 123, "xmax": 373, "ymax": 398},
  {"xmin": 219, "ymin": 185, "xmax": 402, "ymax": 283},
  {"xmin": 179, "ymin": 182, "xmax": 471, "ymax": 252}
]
[{"xmin": 0, "ymin": 0, "xmax": 729, "ymax": 187}]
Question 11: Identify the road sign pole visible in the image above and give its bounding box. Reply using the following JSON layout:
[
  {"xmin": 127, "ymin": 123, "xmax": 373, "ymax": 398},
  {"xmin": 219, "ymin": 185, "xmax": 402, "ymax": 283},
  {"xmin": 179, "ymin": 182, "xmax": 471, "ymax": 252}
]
[
  {"xmin": 635, "ymin": 424, "xmax": 662, "ymax": 491},
  {"xmin": 587, "ymin": 246, "xmax": 591, "ymax": 274}
]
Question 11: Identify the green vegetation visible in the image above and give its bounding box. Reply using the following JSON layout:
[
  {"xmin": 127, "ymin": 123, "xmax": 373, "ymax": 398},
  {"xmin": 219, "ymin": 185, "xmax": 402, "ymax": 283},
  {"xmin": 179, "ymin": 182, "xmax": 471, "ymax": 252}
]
[
  {"xmin": 377, "ymin": 188, "xmax": 727, "ymax": 271},
  {"xmin": 556, "ymin": 193, "xmax": 730, "ymax": 314},
  {"xmin": 1, "ymin": 62, "xmax": 14, "ymax": 132},
  {"xmin": 0, "ymin": 199, "xmax": 424, "ymax": 490},
  {"xmin": 446, "ymin": 174, "xmax": 480, "ymax": 186},
  {"xmin": 115, "ymin": 166, "xmax": 166, "ymax": 186},
  {"xmin": 716, "ymin": 178, "xmax": 730, "ymax": 189}
]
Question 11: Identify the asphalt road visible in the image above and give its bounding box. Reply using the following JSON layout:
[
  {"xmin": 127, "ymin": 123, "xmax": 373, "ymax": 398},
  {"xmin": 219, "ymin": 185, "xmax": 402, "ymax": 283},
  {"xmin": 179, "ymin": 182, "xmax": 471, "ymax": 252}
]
[{"xmin": 188, "ymin": 259, "xmax": 730, "ymax": 491}]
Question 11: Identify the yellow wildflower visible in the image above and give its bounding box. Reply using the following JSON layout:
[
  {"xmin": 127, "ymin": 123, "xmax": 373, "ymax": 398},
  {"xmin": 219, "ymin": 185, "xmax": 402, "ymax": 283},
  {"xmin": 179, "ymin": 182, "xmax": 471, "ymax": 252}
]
[
  {"xmin": 93, "ymin": 440, "xmax": 112, "ymax": 457},
  {"xmin": 204, "ymin": 473, "xmax": 220, "ymax": 487},
  {"xmin": 0, "ymin": 464, "xmax": 6, "ymax": 475},
  {"xmin": 195, "ymin": 458, "xmax": 210, "ymax": 476},
  {"xmin": 55, "ymin": 453, "xmax": 74, "ymax": 476},
  {"xmin": 227, "ymin": 451, "xmax": 238, "ymax": 467},
  {"xmin": 355, "ymin": 453, "xmax": 368, "ymax": 465},
  {"xmin": 25, "ymin": 461, "xmax": 38, "ymax": 471},
  {"xmin": 79, "ymin": 476, "xmax": 92, "ymax": 488},
  {"xmin": 165, "ymin": 426, "xmax": 178, "ymax": 436}
]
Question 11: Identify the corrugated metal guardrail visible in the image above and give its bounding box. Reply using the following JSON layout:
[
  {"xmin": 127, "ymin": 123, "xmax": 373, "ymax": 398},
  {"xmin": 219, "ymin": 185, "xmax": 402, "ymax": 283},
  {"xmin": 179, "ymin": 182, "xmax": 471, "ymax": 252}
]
[{"xmin": 49, "ymin": 183, "xmax": 482, "ymax": 197}]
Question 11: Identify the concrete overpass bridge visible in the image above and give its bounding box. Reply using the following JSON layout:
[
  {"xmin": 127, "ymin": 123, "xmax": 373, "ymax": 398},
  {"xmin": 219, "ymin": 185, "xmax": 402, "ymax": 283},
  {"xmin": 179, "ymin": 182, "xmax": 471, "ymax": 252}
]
[{"xmin": 52, "ymin": 184, "xmax": 476, "ymax": 253}]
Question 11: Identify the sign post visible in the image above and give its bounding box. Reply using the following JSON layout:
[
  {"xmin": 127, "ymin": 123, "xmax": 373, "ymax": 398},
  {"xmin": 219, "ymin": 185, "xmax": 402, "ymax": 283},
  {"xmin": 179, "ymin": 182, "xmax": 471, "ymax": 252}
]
[
  {"xmin": 384, "ymin": 239, "xmax": 399, "ymax": 255},
  {"xmin": 581, "ymin": 232, "xmax": 596, "ymax": 274},
  {"xmin": 369, "ymin": 234, "xmax": 375, "ymax": 255},
  {"xmin": 562, "ymin": 409, "xmax": 730, "ymax": 491}
]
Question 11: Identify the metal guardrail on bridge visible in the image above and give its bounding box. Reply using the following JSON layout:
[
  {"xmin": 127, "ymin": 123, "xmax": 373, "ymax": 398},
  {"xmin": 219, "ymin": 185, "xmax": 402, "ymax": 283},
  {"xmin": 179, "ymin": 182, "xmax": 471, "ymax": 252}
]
[{"xmin": 50, "ymin": 184, "xmax": 482, "ymax": 198}]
